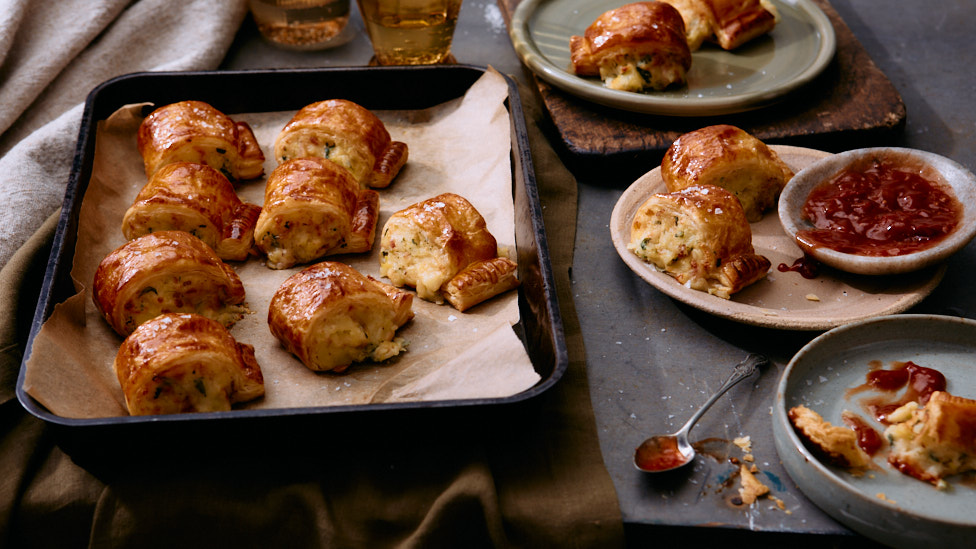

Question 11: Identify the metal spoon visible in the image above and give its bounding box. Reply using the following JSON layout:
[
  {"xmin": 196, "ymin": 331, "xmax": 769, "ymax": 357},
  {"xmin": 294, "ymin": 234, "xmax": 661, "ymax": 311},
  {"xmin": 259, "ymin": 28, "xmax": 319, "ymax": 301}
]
[{"xmin": 634, "ymin": 353, "xmax": 768, "ymax": 473}]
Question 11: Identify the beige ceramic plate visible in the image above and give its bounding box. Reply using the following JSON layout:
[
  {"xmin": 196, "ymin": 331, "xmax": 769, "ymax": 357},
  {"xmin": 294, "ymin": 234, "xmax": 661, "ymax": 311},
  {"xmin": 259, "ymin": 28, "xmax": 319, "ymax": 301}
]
[
  {"xmin": 609, "ymin": 146, "xmax": 946, "ymax": 331},
  {"xmin": 509, "ymin": 0, "xmax": 836, "ymax": 116}
]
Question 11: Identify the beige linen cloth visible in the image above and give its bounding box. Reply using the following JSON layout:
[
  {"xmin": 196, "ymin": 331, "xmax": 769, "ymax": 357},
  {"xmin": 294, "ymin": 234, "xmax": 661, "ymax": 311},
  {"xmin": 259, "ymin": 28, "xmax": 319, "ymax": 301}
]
[{"xmin": 0, "ymin": 0, "xmax": 624, "ymax": 546}]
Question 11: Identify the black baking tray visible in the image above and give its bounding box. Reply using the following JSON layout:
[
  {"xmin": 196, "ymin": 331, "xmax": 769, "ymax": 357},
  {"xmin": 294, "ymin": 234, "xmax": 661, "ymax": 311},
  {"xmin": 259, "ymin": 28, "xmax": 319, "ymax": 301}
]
[{"xmin": 16, "ymin": 65, "xmax": 567, "ymax": 462}]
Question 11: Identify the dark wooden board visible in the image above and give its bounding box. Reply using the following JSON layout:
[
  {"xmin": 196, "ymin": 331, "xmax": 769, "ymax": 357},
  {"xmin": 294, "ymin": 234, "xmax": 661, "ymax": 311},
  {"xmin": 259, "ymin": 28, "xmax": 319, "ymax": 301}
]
[{"xmin": 499, "ymin": 0, "xmax": 906, "ymax": 174}]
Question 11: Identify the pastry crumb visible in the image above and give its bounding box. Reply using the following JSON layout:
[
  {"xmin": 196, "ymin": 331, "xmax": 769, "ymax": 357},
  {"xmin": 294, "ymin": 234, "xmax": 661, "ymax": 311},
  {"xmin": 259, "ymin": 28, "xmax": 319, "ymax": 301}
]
[
  {"xmin": 876, "ymin": 492, "xmax": 896, "ymax": 504},
  {"xmin": 738, "ymin": 464, "xmax": 770, "ymax": 504},
  {"xmin": 733, "ymin": 436, "xmax": 752, "ymax": 452}
]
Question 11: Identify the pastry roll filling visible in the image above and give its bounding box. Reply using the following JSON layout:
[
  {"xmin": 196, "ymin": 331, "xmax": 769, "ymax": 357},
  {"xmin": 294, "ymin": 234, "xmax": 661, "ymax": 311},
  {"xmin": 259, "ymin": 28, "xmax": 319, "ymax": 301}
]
[
  {"xmin": 305, "ymin": 298, "xmax": 405, "ymax": 372},
  {"xmin": 380, "ymin": 226, "xmax": 453, "ymax": 302},
  {"xmin": 600, "ymin": 52, "xmax": 689, "ymax": 92},
  {"xmin": 258, "ymin": 208, "xmax": 351, "ymax": 269},
  {"xmin": 277, "ymin": 135, "xmax": 372, "ymax": 185}
]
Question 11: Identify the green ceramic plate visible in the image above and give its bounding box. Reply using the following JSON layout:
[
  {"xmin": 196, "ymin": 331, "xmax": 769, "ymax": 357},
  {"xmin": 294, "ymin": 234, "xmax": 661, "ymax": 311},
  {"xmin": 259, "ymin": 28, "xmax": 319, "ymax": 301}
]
[
  {"xmin": 509, "ymin": 0, "xmax": 836, "ymax": 116},
  {"xmin": 773, "ymin": 315, "xmax": 976, "ymax": 548}
]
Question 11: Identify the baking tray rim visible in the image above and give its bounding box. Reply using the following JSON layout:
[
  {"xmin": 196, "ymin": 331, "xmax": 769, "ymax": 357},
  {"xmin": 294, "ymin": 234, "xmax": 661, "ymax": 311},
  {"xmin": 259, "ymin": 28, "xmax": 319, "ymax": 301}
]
[{"xmin": 16, "ymin": 64, "xmax": 569, "ymax": 428}]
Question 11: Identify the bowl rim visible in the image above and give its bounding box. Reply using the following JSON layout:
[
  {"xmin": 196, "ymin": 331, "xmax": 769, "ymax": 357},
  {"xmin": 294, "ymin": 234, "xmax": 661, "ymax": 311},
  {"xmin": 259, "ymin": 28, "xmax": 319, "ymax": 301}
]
[{"xmin": 778, "ymin": 147, "xmax": 976, "ymax": 275}]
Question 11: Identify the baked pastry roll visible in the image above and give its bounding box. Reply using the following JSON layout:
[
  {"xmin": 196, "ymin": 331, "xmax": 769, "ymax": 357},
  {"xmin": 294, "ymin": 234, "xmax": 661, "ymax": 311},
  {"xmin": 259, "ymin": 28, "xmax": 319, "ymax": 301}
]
[
  {"xmin": 114, "ymin": 313, "xmax": 264, "ymax": 416},
  {"xmin": 708, "ymin": 0, "xmax": 779, "ymax": 50},
  {"xmin": 255, "ymin": 157, "xmax": 380, "ymax": 270},
  {"xmin": 93, "ymin": 230, "xmax": 248, "ymax": 337},
  {"xmin": 379, "ymin": 193, "xmax": 520, "ymax": 310},
  {"xmin": 268, "ymin": 261, "xmax": 414, "ymax": 373},
  {"xmin": 274, "ymin": 99, "xmax": 408, "ymax": 189},
  {"xmin": 788, "ymin": 405, "xmax": 870, "ymax": 469},
  {"xmin": 657, "ymin": 0, "xmax": 716, "ymax": 50},
  {"xmin": 570, "ymin": 1, "xmax": 692, "ymax": 92},
  {"xmin": 661, "ymin": 125, "xmax": 794, "ymax": 222},
  {"xmin": 885, "ymin": 391, "xmax": 976, "ymax": 486},
  {"xmin": 137, "ymin": 100, "xmax": 265, "ymax": 181},
  {"xmin": 628, "ymin": 184, "xmax": 770, "ymax": 298},
  {"xmin": 121, "ymin": 162, "xmax": 262, "ymax": 261}
]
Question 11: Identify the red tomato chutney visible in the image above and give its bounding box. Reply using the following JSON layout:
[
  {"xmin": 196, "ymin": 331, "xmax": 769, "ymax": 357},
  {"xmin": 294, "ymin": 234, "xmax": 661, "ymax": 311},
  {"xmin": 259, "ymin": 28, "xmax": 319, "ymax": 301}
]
[{"xmin": 797, "ymin": 156, "xmax": 962, "ymax": 256}]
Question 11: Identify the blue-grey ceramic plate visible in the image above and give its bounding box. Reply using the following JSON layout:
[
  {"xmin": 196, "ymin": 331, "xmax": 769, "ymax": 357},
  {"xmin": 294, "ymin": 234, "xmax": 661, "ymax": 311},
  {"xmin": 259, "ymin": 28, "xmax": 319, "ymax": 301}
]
[{"xmin": 773, "ymin": 314, "xmax": 976, "ymax": 548}]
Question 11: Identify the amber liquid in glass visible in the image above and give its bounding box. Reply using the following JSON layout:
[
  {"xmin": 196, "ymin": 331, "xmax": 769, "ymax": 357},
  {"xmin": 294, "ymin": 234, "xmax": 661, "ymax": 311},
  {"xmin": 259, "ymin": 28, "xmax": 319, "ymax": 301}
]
[{"xmin": 357, "ymin": 0, "xmax": 462, "ymax": 65}]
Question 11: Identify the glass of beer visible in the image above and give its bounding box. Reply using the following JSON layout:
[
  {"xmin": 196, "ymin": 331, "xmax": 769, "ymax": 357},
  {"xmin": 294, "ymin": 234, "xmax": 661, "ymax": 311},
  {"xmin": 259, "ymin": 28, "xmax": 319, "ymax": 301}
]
[{"xmin": 355, "ymin": 0, "xmax": 463, "ymax": 65}]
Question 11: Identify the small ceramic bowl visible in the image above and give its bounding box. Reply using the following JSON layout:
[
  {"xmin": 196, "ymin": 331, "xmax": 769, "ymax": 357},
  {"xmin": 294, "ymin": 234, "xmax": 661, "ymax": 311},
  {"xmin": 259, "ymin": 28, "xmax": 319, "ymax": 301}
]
[{"xmin": 778, "ymin": 147, "xmax": 976, "ymax": 275}]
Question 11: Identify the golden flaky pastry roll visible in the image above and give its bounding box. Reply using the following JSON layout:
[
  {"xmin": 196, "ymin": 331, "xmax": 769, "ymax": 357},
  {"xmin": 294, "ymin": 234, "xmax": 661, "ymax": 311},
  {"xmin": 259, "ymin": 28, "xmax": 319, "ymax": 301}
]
[
  {"xmin": 93, "ymin": 230, "xmax": 248, "ymax": 337},
  {"xmin": 121, "ymin": 162, "xmax": 262, "ymax": 262},
  {"xmin": 788, "ymin": 405, "xmax": 870, "ymax": 469},
  {"xmin": 628, "ymin": 184, "xmax": 770, "ymax": 299},
  {"xmin": 708, "ymin": 0, "xmax": 779, "ymax": 50},
  {"xmin": 274, "ymin": 99, "xmax": 408, "ymax": 189},
  {"xmin": 114, "ymin": 313, "xmax": 265, "ymax": 416},
  {"xmin": 255, "ymin": 157, "xmax": 380, "ymax": 270},
  {"xmin": 661, "ymin": 125, "xmax": 794, "ymax": 222},
  {"xmin": 137, "ymin": 100, "xmax": 265, "ymax": 181},
  {"xmin": 658, "ymin": 0, "xmax": 778, "ymax": 51},
  {"xmin": 268, "ymin": 261, "xmax": 414, "ymax": 373},
  {"xmin": 379, "ymin": 193, "xmax": 520, "ymax": 311},
  {"xmin": 570, "ymin": 1, "xmax": 692, "ymax": 92},
  {"xmin": 885, "ymin": 391, "xmax": 976, "ymax": 486}
]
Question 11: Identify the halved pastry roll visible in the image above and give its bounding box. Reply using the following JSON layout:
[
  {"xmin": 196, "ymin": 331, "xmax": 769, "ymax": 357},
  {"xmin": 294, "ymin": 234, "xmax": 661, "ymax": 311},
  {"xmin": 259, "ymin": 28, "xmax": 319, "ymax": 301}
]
[
  {"xmin": 628, "ymin": 184, "xmax": 770, "ymax": 299},
  {"xmin": 885, "ymin": 391, "xmax": 976, "ymax": 485},
  {"xmin": 268, "ymin": 261, "xmax": 414, "ymax": 373},
  {"xmin": 380, "ymin": 193, "xmax": 520, "ymax": 310},
  {"xmin": 93, "ymin": 230, "xmax": 248, "ymax": 337},
  {"xmin": 274, "ymin": 99, "xmax": 408, "ymax": 189},
  {"xmin": 657, "ymin": 0, "xmax": 716, "ymax": 51},
  {"xmin": 255, "ymin": 157, "xmax": 380, "ymax": 270},
  {"xmin": 121, "ymin": 162, "xmax": 262, "ymax": 261},
  {"xmin": 662, "ymin": 125, "xmax": 793, "ymax": 222},
  {"xmin": 137, "ymin": 100, "xmax": 265, "ymax": 181},
  {"xmin": 570, "ymin": 1, "xmax": 692, "ymax": 92},
  {"xmin": 707, "ymin": 0, "xmax": 779, "ymax": 51},
  {"xmin": 114, "ymin": 313, "xmax": 265, "ymax": 416}
]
